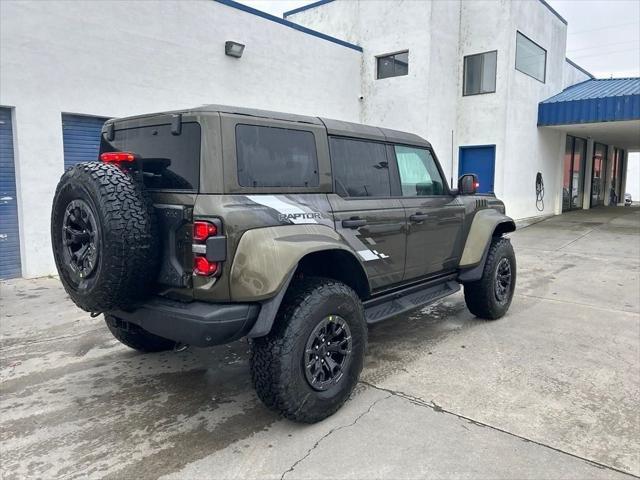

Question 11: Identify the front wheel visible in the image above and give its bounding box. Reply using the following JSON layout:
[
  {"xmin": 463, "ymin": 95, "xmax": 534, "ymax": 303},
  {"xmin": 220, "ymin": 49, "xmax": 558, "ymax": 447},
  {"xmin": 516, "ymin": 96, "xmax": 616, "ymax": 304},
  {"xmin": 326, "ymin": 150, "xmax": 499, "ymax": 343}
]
[
  {"xmin": 249, "ymin": 277, "xmax": 367, "ymax": 423},
  {"xmin": 463, "ymin": 237, "xmax": 516, "ymax": 320}
]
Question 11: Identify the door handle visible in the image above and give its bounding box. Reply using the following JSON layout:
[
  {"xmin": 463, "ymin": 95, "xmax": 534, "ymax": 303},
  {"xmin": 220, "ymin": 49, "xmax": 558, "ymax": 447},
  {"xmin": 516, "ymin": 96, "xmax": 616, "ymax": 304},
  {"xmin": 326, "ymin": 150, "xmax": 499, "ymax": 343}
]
[
  {"xmin": 342, "ymin": 217, "xmax": 367, "ymax": 229},
  {"xmin": 409, "ymin": 213, "xmax": 429, "ymax": 222}
]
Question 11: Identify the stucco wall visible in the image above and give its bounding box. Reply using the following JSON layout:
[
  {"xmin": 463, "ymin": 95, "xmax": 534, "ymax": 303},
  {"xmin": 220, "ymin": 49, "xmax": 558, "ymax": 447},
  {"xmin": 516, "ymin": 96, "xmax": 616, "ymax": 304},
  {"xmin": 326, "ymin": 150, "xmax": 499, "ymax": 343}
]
[
  {"xmin": 563, "ymin": 60, "xmax": 593, "ymax": 89},
  {"xmin": 0, "ymin": 0, "xmax": 362, "ymax": 277},
  {"xmin": 287, "ymin": 0, "xmax": 460, "ymax": 180}
]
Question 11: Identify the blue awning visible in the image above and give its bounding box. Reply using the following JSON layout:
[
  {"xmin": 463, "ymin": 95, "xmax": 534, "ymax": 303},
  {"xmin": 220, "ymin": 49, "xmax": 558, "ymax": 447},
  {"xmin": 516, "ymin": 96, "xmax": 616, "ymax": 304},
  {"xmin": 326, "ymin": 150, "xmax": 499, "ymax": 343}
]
[{"xmin": 538, "ymin": 78, "xmax": 640, "ymax": 126}]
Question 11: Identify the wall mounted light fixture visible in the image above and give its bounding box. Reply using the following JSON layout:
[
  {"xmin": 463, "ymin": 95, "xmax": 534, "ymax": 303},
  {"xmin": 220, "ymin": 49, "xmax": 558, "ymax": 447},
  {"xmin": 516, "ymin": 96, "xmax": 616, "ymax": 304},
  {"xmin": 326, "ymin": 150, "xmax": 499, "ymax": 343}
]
[{"xmin": 225, "ymin": 41, "xmax": 245, "ymax": 58}]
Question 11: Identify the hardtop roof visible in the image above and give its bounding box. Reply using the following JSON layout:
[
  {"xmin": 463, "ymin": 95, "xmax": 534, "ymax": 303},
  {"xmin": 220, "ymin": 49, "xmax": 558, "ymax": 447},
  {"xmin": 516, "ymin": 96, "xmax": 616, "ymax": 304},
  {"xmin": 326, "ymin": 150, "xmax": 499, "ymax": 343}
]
[{"xmin": 109, "ymin": 104, "xmax": 431, "ymax": 148}]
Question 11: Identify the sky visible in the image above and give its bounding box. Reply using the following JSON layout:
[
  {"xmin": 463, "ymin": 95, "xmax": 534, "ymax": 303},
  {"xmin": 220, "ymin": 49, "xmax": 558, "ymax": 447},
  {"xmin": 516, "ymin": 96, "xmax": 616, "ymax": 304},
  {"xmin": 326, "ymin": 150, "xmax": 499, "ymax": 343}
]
[{"xmin": 239, "ymin": 0, "xmax": 640, "ymax": 78}]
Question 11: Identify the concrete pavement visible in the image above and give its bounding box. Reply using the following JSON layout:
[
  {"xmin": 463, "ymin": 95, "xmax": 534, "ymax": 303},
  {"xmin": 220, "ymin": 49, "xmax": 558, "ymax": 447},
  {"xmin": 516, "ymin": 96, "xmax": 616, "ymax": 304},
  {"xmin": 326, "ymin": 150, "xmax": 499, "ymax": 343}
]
[{"xmin": 1, "ymin": 207, "xmax": 639, "ymax": 479}]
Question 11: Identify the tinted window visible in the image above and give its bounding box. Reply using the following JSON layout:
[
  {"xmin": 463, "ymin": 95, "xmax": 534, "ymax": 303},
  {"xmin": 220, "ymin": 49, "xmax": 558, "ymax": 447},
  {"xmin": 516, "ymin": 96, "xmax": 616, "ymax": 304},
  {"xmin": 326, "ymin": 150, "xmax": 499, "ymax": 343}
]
[
  {"xmin": 463, "ymin": 51, "xmax": 497, "ymax": 95},
  {"xmin": 377, "ymin": 51, "xmax": 409, "ymax": 79},
  {"xmin": 330, "ymin": 137, "xmax": 391, "ymax": 197},
  {"xmin": 395, "ymin": 145, "xmax": 445, "ymax": 196},
  {"xmin": 100, "ymin": 122, "xmax": 201, "ymax": 191},
  {"xmin": 515, "ymin": 32, "xmax": 546, "ymax": 82},
  {"xmin": 236, "ymin": 125, "xmax": 319, "ymax": 188}
]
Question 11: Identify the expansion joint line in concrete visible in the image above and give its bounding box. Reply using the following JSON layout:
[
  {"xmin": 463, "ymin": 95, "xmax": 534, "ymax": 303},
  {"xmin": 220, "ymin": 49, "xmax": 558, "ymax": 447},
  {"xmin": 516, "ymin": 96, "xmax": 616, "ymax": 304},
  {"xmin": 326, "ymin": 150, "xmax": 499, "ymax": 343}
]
[{"xmin": 359, "ymin": 381, "xmax": 639, "ymax": 479}]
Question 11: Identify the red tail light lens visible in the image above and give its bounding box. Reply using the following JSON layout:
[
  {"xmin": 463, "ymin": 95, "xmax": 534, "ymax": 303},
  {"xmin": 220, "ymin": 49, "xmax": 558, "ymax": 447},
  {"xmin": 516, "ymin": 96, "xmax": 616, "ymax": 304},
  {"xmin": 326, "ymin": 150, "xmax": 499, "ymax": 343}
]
[
  {"xmin": 194, "ymin": 256, "xmax": 218, "ymax": 276},
  {"xmin": 100, "ymin": 152, "xmax": 137, "ymax": 163},
  {"xmin": 193, "ymin": 221, "xmax": 217, "ymax": 241},
  {"xmin": 474, "ymin": 181, "xmax": 480, "ymax": 189}
]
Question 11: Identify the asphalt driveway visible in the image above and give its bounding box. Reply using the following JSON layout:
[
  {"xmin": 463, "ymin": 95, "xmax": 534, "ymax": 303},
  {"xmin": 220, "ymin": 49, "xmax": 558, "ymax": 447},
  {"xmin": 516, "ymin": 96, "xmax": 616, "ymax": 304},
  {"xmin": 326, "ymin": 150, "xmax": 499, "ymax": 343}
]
[{"xmin": 1, "ymin": 206, "xmax": 639, "ymax": 479}]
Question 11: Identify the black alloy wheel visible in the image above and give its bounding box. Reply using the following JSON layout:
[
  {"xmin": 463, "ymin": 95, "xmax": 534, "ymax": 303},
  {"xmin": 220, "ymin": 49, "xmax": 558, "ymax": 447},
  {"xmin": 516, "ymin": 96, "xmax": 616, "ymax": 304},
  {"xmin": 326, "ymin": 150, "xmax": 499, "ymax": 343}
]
[
  {"xmin": 61, "ymin": 199, "xmax": 100, "ymax": 283},
  {"xmin": 304, "ymin": 315, "xmax": 353, "ymax": 391},
  {"xmin": 494, "ymin": 257, "xmax": 513, "ymax": 304}
]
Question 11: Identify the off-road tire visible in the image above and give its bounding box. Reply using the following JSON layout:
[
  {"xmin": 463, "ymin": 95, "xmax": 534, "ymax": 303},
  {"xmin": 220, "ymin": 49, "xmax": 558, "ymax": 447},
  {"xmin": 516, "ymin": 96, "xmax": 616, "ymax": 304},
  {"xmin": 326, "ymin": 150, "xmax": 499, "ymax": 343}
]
[
  {"xmin": 105, "ymin": 314, "xmax": 176, "ymax": 352},
  {"xmin": 51, "ymin": 162, "xmax": 159, "ymax": 312},
  {"xmin": 463, "ymin": 236, "xmax": 516, "ymax": 320},
  {"xmin": 249, "ymin": 277, "xmax": 367, "ymax": 423}
]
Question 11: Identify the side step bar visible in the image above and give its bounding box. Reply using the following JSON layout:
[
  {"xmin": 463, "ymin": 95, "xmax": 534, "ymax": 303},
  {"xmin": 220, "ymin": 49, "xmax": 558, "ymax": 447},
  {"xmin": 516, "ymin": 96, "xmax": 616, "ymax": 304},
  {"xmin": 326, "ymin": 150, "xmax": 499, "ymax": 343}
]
[{"xmin": 364, "ymin": 278, "xmax": 460, "ymax": 325}]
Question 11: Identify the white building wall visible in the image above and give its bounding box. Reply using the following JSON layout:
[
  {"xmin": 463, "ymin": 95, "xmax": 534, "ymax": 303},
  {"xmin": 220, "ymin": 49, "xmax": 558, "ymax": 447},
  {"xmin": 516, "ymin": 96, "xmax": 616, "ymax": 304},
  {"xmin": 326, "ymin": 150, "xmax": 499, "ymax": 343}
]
[
  {"xmin": 626, "ymin": 152, "xmax": 640, "ymax": 201},
  {"xmin": 563, "ymin": 60, "xmax": 593, "ymax": 89},
  {"xmin": 0, "ymin": 0, "xmax": 362, "ymax": 278},
  {"xmin": 286, "ymin": 0, "xmax": 461, "ymax": 181},
  {"xmin": 500, "ymin": 0, "xmax": 568, "ymax": 219}
]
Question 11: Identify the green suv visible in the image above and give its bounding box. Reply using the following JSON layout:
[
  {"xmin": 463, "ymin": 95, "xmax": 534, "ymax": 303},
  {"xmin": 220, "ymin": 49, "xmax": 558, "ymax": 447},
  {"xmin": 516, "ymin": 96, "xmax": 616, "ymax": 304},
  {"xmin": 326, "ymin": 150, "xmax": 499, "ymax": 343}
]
[{"xmin": 51, "ymin": 105, "xmax": 516, "ymax": 423}]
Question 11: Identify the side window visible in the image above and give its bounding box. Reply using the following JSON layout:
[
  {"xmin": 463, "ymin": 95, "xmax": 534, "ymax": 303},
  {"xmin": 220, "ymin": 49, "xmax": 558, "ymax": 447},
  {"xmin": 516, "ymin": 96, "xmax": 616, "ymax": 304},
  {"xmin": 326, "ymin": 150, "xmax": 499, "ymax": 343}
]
[
  {"xmin": 395, "ymin": 145, "xmax": 445, "ymax": 196},
  {"xmin": 236, "ymin": 124, "xmax": 319, "ymax": 188},
  {"xmin": 330, "ymin": 137, "xmax": 391, "ymax": 197}
]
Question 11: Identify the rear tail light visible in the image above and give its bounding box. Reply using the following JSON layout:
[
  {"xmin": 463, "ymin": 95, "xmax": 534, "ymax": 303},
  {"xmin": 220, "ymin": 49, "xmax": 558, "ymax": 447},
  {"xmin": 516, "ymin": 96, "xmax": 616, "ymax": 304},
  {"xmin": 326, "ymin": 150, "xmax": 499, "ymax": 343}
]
[
  {"xmin": 194, "ymin": 256, "xmax": 218, "ymax": 276},
  {"xmin": 193, "ymin": 221, "xmax": 217, "ymax": 241},
  {"xmin": 192, "ymin": 220, "xmax": 222, "ymax": 277},
  {"xmin": 100, "ymin": 152, "xmax": 137, "ymax": 163}
]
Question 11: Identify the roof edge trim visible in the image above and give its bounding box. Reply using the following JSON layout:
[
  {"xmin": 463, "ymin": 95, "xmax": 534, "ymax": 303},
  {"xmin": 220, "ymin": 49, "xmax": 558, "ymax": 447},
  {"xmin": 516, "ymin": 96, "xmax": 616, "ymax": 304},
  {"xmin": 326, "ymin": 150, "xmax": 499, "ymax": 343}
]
[
  {"xmin": 284, "ymin": 0, "xmax": 336, "ymax": 18},
  {"xmin": 214, "ymin": 0, "xmax": 362, "ymax": 52}
]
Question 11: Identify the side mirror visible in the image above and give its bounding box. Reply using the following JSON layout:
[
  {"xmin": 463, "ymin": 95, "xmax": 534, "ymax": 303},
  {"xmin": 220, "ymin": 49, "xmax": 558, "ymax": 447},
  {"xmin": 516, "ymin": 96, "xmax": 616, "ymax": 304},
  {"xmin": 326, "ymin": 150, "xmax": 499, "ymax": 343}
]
[{"xmin": 458, "ymin": 174, "xmax": 479, "ymax": 195}]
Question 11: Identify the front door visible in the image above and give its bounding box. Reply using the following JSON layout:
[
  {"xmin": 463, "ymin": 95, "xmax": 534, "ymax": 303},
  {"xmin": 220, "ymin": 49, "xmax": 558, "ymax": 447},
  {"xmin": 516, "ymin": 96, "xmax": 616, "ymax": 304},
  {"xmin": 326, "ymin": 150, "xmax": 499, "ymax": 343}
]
[
  {"xmin": 328, "ymin": 137, "xmax": 407, "ymax": 290},
  {"xmin": 459, "ymin": 145, "xmax": 495, "ymax": 194},
  {"xmin": 393, "ymin": 144, "xmax": 465, "ymax": 279}
]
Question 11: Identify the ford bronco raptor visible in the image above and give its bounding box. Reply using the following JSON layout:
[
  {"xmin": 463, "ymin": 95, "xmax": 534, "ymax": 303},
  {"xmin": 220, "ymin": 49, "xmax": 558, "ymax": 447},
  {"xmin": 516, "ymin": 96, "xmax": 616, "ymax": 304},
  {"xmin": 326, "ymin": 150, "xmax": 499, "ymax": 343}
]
[{"xmin": 51, "ymin": 105, "xmax": 516, "ymax": 423}]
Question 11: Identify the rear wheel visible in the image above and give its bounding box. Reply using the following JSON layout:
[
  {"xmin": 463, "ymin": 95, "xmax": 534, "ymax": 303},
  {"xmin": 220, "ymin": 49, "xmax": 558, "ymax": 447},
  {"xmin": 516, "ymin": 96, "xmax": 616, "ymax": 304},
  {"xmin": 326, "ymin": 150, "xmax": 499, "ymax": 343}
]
[
  {"xmin": 105, "ymin": 314, "xmax": 176, "ymax": 352},
  {"xmin": 463, "ymin": 237, "xmax": 516, "ymax": 320},
  {"xmin": 249, "ymin": 277, "xmax": 367, "ymax": 423}
]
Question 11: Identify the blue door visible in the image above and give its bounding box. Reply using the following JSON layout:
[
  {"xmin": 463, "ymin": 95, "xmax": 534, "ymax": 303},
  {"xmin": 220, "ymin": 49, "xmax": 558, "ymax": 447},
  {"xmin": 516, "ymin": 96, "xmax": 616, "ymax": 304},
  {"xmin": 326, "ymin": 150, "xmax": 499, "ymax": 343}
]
[
  {"xmin": 0, "ymin": 107, "xmax": 22, "ymax": 279},
  {"xmin": 62, "ymin": 114, "xmax": 108, "ymax": 169},
  {"xmin": 459, "ymin": 145, "xmax": 496, "ymax": 194}
]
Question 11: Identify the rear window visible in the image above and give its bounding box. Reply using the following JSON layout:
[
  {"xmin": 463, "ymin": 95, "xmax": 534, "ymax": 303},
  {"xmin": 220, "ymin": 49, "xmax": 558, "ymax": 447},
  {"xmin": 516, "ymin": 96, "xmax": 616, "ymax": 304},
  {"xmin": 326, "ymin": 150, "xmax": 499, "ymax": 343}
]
[
  {"xmin": 100, "ymin": 122, "xmax": 201, "ymax": 191},
  {"xmin": 236, "ymin": 124, "xmax": 319, "ymax": 188}
]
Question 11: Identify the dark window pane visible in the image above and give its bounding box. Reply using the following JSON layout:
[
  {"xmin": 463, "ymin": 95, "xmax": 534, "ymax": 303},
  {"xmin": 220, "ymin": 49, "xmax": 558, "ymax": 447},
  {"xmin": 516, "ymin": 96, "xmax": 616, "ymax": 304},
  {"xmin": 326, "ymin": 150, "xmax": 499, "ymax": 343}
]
[
  {"xmin": 464, "ymin": 55, "xmax": 483, "ymax": 95},
  {"xmin": 236, "ymin": 124, "xmax": 319, "ymax": 188},
  {"xmin": 100, "ymin": 122, "xmax": 201, "ymax": 191},
  {"xmin": 395, "ymin": 145, "xmax": 445, "ymax": 196},
  {"xmin": 330, "ymin": 137, "xmax": 391, "ymax": 197},
  {"xmin": 464, "ymin": 51, "xmax": 496, "ymax": 95},
  {"xmin": 377, "ymin": 56, "xmax": 395, "ymax": 79},
  {"xmin": 394, "ymin": 51, "xmax": 409, "ymax": 76},
  {"xmin": 377, "ymin": 51, "xmax": 409, "ymax": 79},
  {"xmin": 516, "ymin": 32, "xmax": 546, "ymax": 82}
]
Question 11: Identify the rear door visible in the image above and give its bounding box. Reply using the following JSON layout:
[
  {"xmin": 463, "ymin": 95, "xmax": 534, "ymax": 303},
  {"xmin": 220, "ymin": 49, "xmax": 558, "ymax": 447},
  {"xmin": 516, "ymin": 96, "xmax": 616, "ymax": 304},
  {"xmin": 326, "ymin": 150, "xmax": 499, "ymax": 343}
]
[
  {"xmin": 392, "ymin": 144, "xmax": 464, "ymax": 280},
  {"xmin": 328, "ymin": 136, "xmax": 406, "ymax": 290}
]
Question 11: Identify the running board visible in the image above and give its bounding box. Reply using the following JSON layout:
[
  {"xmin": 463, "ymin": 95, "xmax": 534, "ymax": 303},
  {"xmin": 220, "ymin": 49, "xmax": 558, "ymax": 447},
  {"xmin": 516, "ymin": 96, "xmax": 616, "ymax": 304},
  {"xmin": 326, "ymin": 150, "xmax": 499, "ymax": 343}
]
[{"xmin": 364, "ymin": 280, "xmax": 460, "ymax": 325}]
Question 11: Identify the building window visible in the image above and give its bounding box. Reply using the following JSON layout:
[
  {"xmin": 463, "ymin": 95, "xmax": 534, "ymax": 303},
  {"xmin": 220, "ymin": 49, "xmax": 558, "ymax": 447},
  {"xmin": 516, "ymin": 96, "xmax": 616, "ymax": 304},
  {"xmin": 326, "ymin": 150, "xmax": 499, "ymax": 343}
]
[
  {"xmin": 376, "ymin": 51, "xmax": 409, "ymax": 79},
  {"xmin": 515, "ymin": 31, "xmax": 546, "ymax": 82},
  {"xmin": 236, "ymin": 124, "xmax": 319, "ymax": 187},
  {"xmin": 463, "ymin": 50, "xmax": 497, "ymax": 96},
  {"xmin": 329, "ymin": 137, "xmax": 391, "ymax": 197}
]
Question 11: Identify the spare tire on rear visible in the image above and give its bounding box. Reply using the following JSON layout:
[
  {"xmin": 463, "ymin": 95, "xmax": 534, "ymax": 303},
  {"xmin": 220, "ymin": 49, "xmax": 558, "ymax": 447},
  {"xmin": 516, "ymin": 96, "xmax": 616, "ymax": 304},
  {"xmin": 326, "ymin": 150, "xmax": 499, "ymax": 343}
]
[{"xmin": 51, "ymin": 162, "xmax": 159, "ymax": 312}]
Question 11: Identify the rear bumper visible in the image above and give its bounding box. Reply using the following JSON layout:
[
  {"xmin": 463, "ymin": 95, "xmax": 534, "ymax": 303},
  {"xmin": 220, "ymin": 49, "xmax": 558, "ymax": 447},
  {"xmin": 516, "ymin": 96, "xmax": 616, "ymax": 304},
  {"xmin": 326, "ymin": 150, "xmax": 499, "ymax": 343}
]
[{"xmin": 111, "ymin": 297, "xmax": 260, "ymax": 347}]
